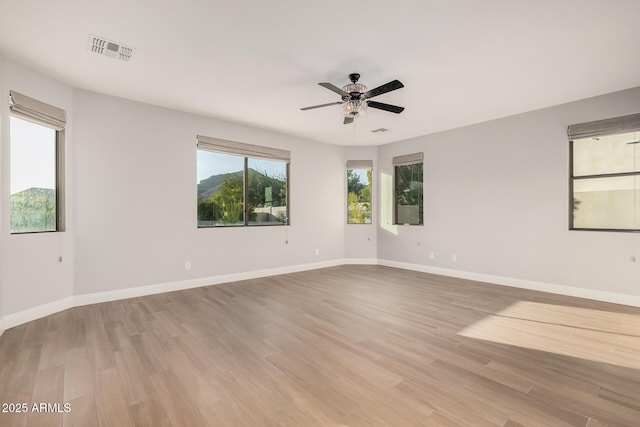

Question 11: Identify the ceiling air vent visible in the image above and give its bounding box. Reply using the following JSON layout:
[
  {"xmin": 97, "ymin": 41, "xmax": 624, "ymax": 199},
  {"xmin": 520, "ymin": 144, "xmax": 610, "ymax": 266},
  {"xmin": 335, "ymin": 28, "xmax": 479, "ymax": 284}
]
[
  {"xmin": 89, "ymin": 35, "xmax": 133, "ymax": 61},
  {"xmin": 371, "ymin": 128, "xmax": 390, "ymax": 133}
]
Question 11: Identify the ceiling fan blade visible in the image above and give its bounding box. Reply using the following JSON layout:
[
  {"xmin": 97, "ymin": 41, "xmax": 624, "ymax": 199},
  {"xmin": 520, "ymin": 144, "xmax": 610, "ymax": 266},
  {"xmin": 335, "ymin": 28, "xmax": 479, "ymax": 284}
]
[
  {"xmin": 300, "ymin": 101, "xmax": 343, "ymax": 111},
  {"xmin": 365, "ymin": 80, "xmax": 404, "ymax": 99},
  {"xmin": 318, "ymin": 82, "xmax": 349, "ymax": 97},
  {"xmin": 367, "ymin": 101, "xmax": 405, "ymax": 114},
  {"xmin": 343, "ymin": 117, "xmax": 354, "ymax": 125}
]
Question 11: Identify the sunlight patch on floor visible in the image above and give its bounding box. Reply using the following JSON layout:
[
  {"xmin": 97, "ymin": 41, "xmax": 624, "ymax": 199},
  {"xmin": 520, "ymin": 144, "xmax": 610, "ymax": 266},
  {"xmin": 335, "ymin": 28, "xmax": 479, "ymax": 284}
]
[{"xmin": 458, "ymin": 301, "xmax": 640, "ymax": 370}]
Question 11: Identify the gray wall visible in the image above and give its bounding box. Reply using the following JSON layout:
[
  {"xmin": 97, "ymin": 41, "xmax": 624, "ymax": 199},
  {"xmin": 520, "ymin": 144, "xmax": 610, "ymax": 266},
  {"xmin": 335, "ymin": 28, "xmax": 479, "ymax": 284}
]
[
  {"xmin": 377, "ymin": 87, "xmax": 640, "ymax": 296},
  {"xmin": 1, "ymin": 56, "xmax": 639, "ymax": 325},
  {"xmin": 72, "ymin": 89, "xmax": 346, "ymax": 296},
  {"xmin": 0, "ymin": 50, "xmax": 4, "ymax": 321},
  {"xmin": 1, "ymin": 60, "xmax": 75, "ymax": 317},
  {"xmin": 0, "ymin": 57, "xmax": 346, "ymax": 318}
]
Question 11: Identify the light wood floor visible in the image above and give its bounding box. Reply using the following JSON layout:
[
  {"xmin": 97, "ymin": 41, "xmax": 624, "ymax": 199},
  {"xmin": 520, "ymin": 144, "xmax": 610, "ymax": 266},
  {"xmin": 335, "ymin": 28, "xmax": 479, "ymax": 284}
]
[{"xmin": 1, "ymin": 265, "xmax": 640, "ymax": 427}]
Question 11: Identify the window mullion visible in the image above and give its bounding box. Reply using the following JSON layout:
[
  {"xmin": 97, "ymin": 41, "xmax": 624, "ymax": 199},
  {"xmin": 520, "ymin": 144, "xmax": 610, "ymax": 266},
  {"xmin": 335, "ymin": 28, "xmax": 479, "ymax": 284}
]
[
  {"xmin": 56, "ymin": 129, "xmax": 66, "ymax": 232},
  {"xmin": 286, "ymin": 163, "xmax": 290, "ymax": 225},
  {"xmin": 244, "ymin": 157, "xmax": 249, "ymax": 226}
]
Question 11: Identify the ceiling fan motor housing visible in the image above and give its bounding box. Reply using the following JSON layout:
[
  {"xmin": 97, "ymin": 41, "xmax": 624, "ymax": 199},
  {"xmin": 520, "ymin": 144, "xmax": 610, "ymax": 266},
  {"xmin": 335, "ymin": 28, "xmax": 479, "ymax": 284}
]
[{"xmin": 341, "ymin": 79, "xmax": 368, "ymax": 117}]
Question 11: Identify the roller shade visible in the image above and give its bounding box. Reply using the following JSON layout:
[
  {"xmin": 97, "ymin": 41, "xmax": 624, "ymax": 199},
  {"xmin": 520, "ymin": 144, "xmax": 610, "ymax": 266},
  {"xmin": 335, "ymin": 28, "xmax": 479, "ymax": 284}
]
[
  {"xmin": 9, "ymin": 90, "xmax": 66, "ymax": 131},
  {"xmin": 568, "ymin": 113, "xmax": 640, "ymax": 140},
  {"xmin": 392, "ymin": 152, "xmax": 423, "ymax": 166},
  {"xmin": 346, "ymin": 160, "xmax": 373, "ymax": 169},
  {"xmin": 197, "ymin": 135, "xmax": 290, "ymax": 162}
]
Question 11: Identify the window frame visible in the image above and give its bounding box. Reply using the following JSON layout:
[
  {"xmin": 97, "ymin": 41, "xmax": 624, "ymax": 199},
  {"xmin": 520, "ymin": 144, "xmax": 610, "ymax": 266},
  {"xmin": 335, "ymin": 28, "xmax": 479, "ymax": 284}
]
[
  {"xmin": 568, "ymin": 113, "xmax": 640, "ymax": 233},
  {"xmin": 196, "ymin": 136, "xmax": 290, "ymax": 228},
  {"xmin": 346, "ymin": 160, "xmax": 373, "ymax": 225},
  {"xmin": 393, "ymin": 153, "xmax": 424, "ymax": 226},
  {"xmin": 9, "ymin": 91, "xmax": 66, "ymax": 234}
]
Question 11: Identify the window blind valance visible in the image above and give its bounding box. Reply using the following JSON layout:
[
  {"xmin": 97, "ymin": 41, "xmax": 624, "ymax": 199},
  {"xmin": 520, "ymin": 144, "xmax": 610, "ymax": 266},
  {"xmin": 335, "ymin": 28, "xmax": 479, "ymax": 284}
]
[
  {"xmin": 196, "ymin": 135, "xmax": 290, "ymax": 162},
  {"xmin": 567, "ymin": 113, "xmax": 640, "ymax": 140},
  {"xmin": 346, "ymin": 160, "xmax": 373, "ymax": 169},
  {"xmin": 9, "ymin": 90, "xmax": 66, "ymax": 131},
  {"xmin": 392, "ymin": 152, "xmax": 423, "ymax": 166}
]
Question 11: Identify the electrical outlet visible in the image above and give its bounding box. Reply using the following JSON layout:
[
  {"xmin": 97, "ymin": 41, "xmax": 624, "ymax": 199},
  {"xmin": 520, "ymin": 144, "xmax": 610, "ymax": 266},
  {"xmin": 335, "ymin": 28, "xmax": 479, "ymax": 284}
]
[
  {"xmin": 428, "ymin": 251, "xmax": 435, "ymax": 260},
  {"xmin": 451, "ymin": 254, "xmax": 457, "ymax": 262},
  {"xmin": 315, "ymin": 249, "xmax": 319, "ymax": 255},
  {"xmin": 184, "ymin": 261, "xmax": 191, "ymax": 271}
]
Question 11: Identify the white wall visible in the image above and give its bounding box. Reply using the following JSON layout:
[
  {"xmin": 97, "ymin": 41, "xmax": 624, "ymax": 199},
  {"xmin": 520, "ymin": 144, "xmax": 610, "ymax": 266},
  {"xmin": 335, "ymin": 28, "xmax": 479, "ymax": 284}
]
[
  {"xmin": 72, "ymin": 90, "xmax": 345, "ymax": 296},
  {"xmin": 378, "ymin": 87, "xmax": 640, "ymax": 297},
  {"xmin": 0, "ymin": 50, "xmax": 4, "ymax": 325},
  {"xmin": 2, "ymin": 56, "xmax": 640, "ymax": 332},
  {"xmin": 0, "ymin": 60, "xmax": 75, "ymax": 318},
  {"xmin": 344, "ymin": 146, "xmax": 377, "ymax": 260}
]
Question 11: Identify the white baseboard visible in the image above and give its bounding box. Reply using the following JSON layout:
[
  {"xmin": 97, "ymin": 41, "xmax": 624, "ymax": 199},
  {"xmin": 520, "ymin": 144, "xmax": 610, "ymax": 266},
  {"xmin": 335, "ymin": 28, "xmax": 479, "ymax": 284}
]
[
  {"xmin": 0, "ymin": 296, "xmax": 75, "ymax": 333},
  {"xmin": 343, "ymin": 258, "xmax": 378, "ymax": 265},
  {"xmin": 2, "ymin": 257, "xmax": 639, "ymax": 339},
  {"xmin": 377, "ymin": 259, "xmax": 640, "ymax": 308},
  {"xmin": 74, "ymin": 258, "xmax": 346, "ymax": 307},
  {"xmin": 0, "ymin": 259, "xmax": 348, "ymax": 337}
]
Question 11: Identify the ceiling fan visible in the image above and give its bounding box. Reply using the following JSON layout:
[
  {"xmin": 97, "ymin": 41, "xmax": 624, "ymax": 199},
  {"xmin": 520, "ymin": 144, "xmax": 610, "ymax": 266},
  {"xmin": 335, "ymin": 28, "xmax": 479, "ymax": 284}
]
[{"xmin": 301, "ymin": 73, "xmax": 405, "ymax": 124}]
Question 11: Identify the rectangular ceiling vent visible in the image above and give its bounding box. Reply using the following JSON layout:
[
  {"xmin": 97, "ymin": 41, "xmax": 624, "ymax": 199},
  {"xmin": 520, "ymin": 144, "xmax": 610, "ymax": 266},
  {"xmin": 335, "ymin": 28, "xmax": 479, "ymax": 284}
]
[{"xmin": 89, "ymin": 35, "xmax": 133, "ymax": 61}]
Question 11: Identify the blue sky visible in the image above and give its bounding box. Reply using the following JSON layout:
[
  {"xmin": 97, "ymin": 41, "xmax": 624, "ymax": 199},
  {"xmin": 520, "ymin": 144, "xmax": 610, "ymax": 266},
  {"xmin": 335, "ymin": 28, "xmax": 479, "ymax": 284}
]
[
  {"xmin": 197, "ymin": 150, "xmax": 286, "ymax": 183},
  {"xmin": 10, "ymin": 116, "xmax": 56, "ymax": 194}
]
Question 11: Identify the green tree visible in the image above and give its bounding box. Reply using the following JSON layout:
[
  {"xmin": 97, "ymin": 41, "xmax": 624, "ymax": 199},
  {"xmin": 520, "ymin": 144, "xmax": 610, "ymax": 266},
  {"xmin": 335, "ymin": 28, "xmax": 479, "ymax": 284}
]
[
  {"xmin": 198, "ymin": 168, "xmax": 288, "ymax": 226},
  {"xmin": 10, "ymin": 188, "xmax": 56, "ymax": 232},
  {"xmin": 395, "ymin": 163, "xmax": 423, "ymax": 224},
  {"xmin": 347, "ymin": 169, "xmax": 364, "ymax": 195},
  {"xmin": 347, "ymin": 169, "xmax": 372, "ymax": 224},
  {"xmin": 211, "ymin": 173, "xmax": 244, "ymax": 224},
  {"xmin": 248, "ymin": 168, "xmax": 286, "ymax": 223}
]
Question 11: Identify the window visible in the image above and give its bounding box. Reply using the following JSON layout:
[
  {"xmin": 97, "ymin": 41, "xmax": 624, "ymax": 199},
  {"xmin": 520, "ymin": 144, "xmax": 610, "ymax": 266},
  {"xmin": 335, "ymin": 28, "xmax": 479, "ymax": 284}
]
[
  {"xmin": 9, "ymin": 91, "xmax": 66, "ymax": 233},
  {"xmin": 196, "ymin": 135, "xmax": 289, "ymax": 227},
  {"xmin": 393, "ymin": 152, "xmax": 423, "ymax": 225},
  {"xmin": 347, "ymin": 160, "xmax": 373, "ymax": 224},
  {"xmin": 569, "ymin": 113, "xmax": 640, "ymax": 231}
]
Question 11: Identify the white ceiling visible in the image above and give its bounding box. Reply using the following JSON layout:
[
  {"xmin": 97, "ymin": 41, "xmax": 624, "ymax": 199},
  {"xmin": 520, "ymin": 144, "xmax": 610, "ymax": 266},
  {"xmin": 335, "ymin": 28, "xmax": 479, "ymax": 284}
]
[{"xmin": 1, "ymin": 1, "xmax": 640, "ymax": 146}]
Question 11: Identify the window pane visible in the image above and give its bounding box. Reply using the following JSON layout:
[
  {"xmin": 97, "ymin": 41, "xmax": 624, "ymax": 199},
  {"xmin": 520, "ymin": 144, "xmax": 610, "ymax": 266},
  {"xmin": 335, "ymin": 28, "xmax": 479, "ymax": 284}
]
[
  {"xmin": 573, "ymin": 176, "xmax": 640, "ymax": 230},
  {"xmin": 395, "ymin": 163, "xmax": 423, "ymax": 225},
  {"xmin": 347, "ymin": 168, "xmax": 372, "ymax": 224},
  {"xmin": 10, "ymin": 116, "xmax": 57, "ymax": 233},
  {"xmin": 197, "ymin": 151, "xmax": 244, "ymax": 227},
  {"xmin": 248, "ymin": 158, "xmax": 287, "ymax": 225},
  {"xmin": 573, "ymin": 132, "xmax": 640, "ymax": 176}
]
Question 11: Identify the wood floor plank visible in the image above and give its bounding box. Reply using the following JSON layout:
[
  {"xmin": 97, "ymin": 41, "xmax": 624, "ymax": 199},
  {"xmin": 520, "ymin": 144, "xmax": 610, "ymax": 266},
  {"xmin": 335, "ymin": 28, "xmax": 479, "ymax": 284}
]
[
  {"xmin": 0, "ymin": 391, "xmax": 32, "ymax": 427},
  {"xmin": 27, "ymin": 366, "xmax": 65, "ymax": 427},
  {"xmin": 62, "ymin": 394, "xmax": 97, "ymax": 427},
  {"xmin": 63, "ymin": 347, "xmax": 94, "ymax": 402},
  {"xmin": 94, "ymin": 368, "xmax": 135, "ymax": 427},
  {"xmin": 128, "ymin": 397, "xmax": 172, "ymax": 427},
  {"xmin": 1, "ymin": 265, "xmax": 639, "ymax": 426},
  {"xmin": 148, "ymin": 370, "xmax": 209, "ymax": 427}
]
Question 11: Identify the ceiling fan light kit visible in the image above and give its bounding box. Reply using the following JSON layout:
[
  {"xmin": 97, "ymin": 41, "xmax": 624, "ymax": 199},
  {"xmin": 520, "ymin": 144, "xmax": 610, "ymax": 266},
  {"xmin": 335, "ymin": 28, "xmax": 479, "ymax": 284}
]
[
  {"xmin": 302, "ymin": 73, "xmax": 405, "ymax": 124},
  {"xmin": 343, "ymin": 99, "xmax": 367, "ymax": 118}
]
